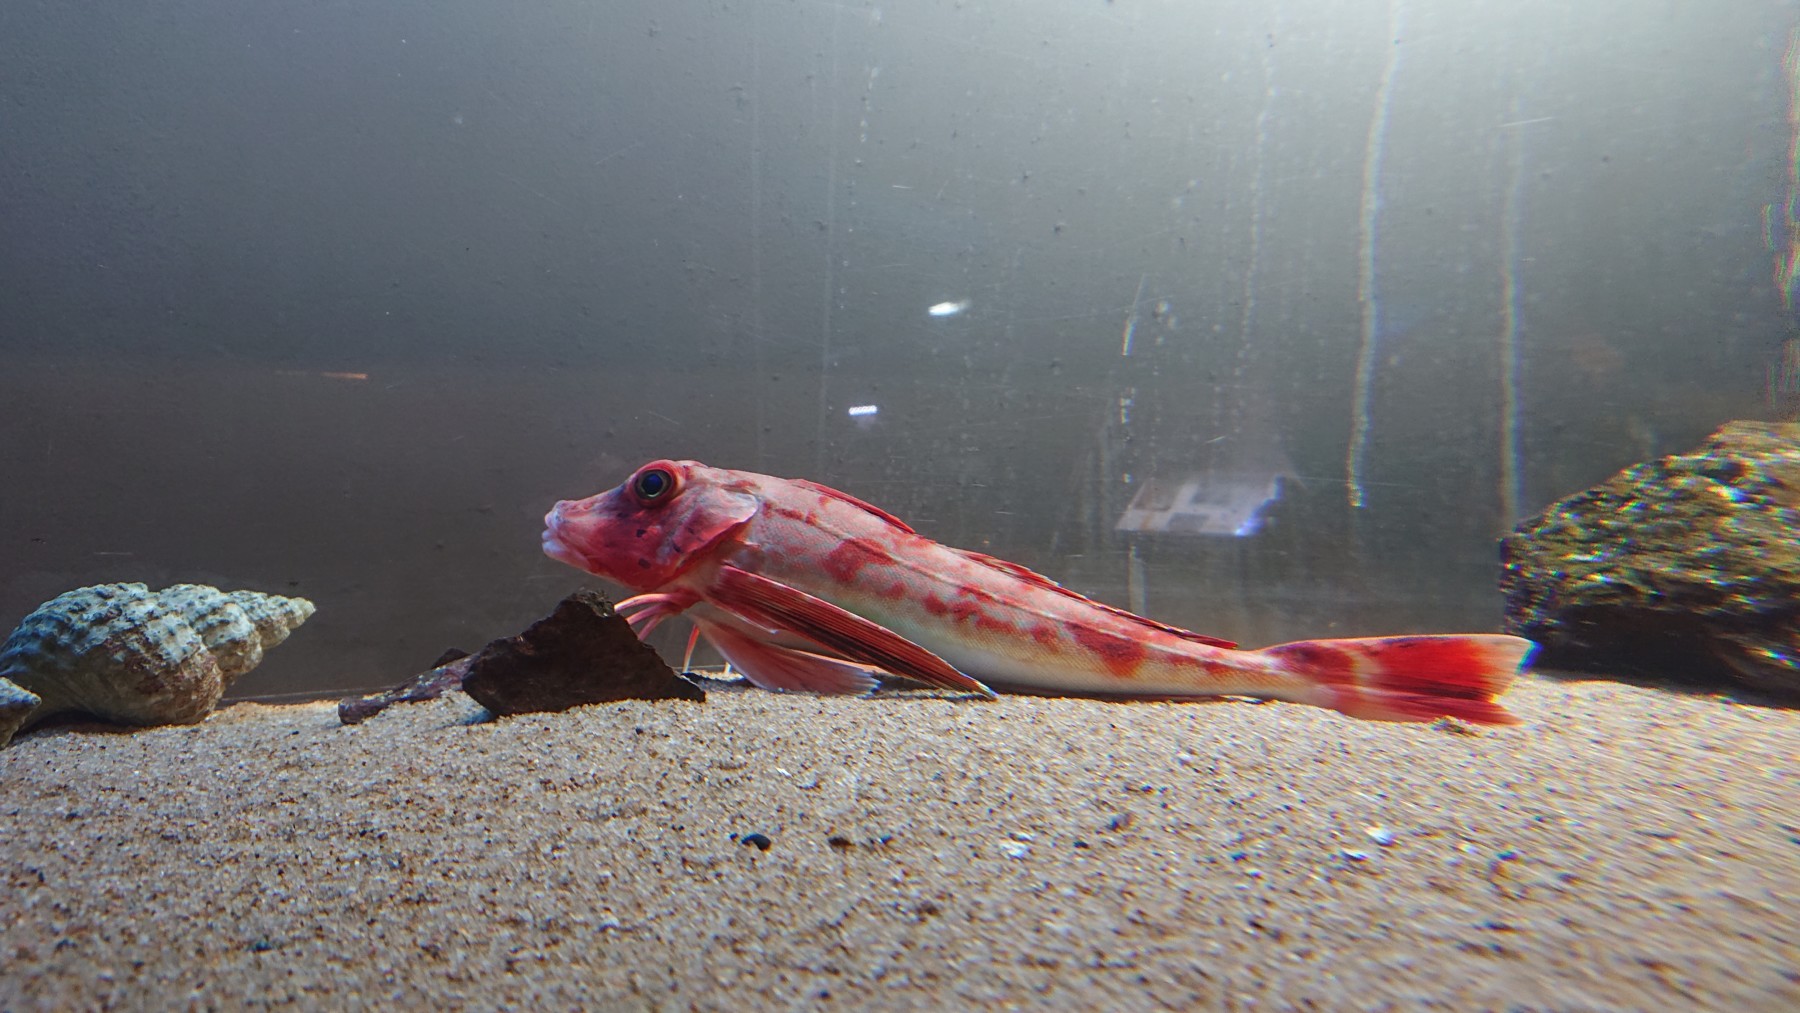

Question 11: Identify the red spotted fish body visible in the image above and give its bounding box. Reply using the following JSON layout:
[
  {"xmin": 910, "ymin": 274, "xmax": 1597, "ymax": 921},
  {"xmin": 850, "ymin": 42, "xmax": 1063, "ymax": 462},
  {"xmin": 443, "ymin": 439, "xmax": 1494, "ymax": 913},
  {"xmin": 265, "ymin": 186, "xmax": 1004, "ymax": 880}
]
[{"xmin": 543, "ymin": 460, "xmax": 1532, "ymax": 724}]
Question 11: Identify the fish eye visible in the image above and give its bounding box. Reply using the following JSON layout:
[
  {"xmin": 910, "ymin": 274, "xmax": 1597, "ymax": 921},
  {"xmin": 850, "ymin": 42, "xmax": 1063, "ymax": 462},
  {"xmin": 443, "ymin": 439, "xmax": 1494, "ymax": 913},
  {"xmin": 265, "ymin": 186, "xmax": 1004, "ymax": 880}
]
[{"xmin": 632, "ymin": 467, "xmax": 676, "ymax": 503}]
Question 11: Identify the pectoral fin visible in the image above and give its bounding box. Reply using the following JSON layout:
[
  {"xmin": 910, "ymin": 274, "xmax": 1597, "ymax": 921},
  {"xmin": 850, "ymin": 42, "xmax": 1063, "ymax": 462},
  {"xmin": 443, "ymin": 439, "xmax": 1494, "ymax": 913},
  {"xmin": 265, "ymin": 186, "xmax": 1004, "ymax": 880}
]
[
  {"xmin": 697, "ymin": 619, "xmax": 883, "ymax": 695},
  {"xmin": 710, "ymin": 565, "xmax": 995, "ymax": 698}
]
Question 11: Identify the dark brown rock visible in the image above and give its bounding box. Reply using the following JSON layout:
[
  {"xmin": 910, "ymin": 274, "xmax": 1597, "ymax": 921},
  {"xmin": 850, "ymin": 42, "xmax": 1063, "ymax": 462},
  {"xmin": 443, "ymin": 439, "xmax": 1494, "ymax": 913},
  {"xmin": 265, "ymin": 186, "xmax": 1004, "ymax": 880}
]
[
  {"xmin": 1500, "ymin": 420, "xmax": 1800, "ymax": 699},
  {"xmin": 337, "ymin": 652, "xmax": 473, "ymax": 725},
  {"xmin": 460, "ymin": 589, "xmax": 703, "ymax": 715},
  {"xmin": 336, "ymin": 591, "xmax": 701, "ymax": 725}
]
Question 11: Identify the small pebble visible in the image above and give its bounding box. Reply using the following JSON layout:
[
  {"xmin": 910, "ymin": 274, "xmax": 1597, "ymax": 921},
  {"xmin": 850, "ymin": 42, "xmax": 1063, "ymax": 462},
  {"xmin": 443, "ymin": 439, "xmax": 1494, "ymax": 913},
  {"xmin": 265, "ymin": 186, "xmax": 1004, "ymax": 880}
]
[
  {"xmin": 740, "ymin": 833, "xmax": 773, "ymax": 851},
  {"xmin": 1365, "ymin": 825, "xmax": 1395, "ymax": 847},
  {"xmin": 999, "ymin": 841, "xmax": 1031, "ymax": 860},
  {"xmin": 1341, "ymin": 849, "xmax": 1370, "ymax": 862}
]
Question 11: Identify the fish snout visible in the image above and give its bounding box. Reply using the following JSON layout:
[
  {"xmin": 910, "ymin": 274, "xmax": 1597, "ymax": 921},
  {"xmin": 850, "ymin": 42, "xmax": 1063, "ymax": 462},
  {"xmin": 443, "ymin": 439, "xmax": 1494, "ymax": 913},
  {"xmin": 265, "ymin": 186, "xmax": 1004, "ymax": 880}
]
[{"xmin": 541, "ymin": 502, "xmax": 582, "ymax": 566}]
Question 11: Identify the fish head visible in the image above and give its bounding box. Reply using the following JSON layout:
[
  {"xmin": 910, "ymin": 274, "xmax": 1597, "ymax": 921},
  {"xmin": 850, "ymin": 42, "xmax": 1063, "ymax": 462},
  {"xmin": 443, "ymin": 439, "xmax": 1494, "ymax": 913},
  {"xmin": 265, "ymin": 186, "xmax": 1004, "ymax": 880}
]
[{"xmin": 542, "ymin": 459, "xmax": 761, "ymax": 590}]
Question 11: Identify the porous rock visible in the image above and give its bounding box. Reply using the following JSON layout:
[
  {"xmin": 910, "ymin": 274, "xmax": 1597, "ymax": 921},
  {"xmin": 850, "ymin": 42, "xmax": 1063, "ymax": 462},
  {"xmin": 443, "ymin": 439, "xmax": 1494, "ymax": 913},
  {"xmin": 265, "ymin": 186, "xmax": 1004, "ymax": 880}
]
[
  {"xmin": 338, "ymin": 590, "xmax": 701, "ymax": 724},
  {"xmin": 461, "ymin": 590, "xmax": 703, "ymax": 714},
  {"xmin": 1500, "ymin": 421, "xmax": 1800, "ymax": 698}
]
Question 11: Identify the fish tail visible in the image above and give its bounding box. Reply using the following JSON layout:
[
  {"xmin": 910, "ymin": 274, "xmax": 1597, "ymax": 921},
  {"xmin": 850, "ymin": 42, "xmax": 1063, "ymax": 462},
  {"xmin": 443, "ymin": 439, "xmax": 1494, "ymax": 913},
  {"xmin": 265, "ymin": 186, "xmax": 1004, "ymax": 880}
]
[{"xmin": 1257, "ymin": 634, "xmax": 1534, "ymax": 725}]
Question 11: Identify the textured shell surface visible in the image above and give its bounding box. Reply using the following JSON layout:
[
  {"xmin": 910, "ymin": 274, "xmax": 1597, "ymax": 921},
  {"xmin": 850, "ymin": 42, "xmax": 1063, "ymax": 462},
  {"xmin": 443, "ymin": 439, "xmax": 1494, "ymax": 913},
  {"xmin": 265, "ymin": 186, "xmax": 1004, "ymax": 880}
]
[
  {"xmin": 0, "ymin": 582, "xmax": 315, "ymax": 740},
  {"xmin": 0, "ymin": 676, "xmax": 40, "ymax": 749},
  {"xmin": 158, "ymin": 584, "xmax": 316, "ymax": 680}
]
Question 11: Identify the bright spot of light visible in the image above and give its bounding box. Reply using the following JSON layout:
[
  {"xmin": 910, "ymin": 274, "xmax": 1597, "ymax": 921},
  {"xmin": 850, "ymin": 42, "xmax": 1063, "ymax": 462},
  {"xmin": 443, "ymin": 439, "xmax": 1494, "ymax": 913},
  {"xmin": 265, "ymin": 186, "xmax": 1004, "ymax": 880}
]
[
  {"xmin": 846, "ymin": 404, "xmax": 880, "ymax": 417},
  {"xmin": 927, "ymin": 300, "xmax": 969, "ymax": 318}
]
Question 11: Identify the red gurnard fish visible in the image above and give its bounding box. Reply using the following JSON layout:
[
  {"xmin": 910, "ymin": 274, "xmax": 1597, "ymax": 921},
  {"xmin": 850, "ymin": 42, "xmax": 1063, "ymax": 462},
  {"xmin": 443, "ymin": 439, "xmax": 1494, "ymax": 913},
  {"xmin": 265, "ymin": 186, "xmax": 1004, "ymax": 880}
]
[{"xmin": 542, "ymin": 460, "xmax": 1532, "ymax": 724}]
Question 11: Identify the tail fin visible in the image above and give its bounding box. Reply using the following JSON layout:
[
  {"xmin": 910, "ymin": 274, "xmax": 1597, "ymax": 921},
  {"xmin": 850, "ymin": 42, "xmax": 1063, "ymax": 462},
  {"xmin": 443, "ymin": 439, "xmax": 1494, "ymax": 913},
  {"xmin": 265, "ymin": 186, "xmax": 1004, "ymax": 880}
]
[{"xmin": 1257, "ymin": 634, "xmax": 1534, "ymax": 725}]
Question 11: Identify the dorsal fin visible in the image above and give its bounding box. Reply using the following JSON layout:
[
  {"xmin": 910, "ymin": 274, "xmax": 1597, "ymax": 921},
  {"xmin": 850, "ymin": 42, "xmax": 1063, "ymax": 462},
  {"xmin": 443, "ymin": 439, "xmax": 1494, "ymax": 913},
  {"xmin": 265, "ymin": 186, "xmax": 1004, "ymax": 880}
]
[
  {"xmin": 956, "ymin": 549, "xmax": 1066, "ymax": 592},
  {"xmin": 954, "ymin": 547, "xmax": 1239, "ymax": 650},
  {"xmin": 791, "ymin": 479, "xmax": 917, "ymax": 534}
]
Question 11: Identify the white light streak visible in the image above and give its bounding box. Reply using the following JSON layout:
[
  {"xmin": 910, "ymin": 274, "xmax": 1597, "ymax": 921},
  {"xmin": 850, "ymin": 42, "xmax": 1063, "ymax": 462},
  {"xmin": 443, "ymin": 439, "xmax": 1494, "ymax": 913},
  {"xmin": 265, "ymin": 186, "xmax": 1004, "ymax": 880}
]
[
  {"xmin": 1120, "ymin": 273, "xmax": 1147, "ymax": 356},
  {"xmin": 1346, "ymin": 0, "xmax": 1406, "ymax": 510},
  {"xmin": 1499, "ymin": 120, "xmax": 1527, "ymax": 529},
  {"xmin": 928, "ymin": 300, "xmax": 969, "ymax": 318}
]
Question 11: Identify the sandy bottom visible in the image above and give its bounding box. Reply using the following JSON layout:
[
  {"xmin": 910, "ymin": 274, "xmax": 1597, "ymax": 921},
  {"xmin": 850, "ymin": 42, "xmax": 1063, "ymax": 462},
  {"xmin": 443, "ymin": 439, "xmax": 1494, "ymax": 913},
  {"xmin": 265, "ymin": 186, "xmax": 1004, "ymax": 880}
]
[{"xmin": 2, "ymin": 676, "xmax": 1796, "ymax": 1010}]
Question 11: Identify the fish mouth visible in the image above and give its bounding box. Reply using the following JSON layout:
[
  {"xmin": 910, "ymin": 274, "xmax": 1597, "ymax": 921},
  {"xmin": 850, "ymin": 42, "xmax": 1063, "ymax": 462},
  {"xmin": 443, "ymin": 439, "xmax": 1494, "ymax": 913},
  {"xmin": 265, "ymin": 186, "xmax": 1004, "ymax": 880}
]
[
  {"xmin": 540, "ymin": 528, "xmax": 576, "ymax": 566},
  {"xmin": 541, "ymin": 508, "xmax": 583, "ymax": 568}
]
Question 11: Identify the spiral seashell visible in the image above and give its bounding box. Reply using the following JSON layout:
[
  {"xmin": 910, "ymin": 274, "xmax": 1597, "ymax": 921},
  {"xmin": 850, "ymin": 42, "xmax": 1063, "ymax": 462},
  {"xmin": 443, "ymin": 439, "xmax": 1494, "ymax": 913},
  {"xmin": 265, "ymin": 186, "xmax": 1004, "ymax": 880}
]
[
  {"xmin": 0, "ymin": 677, "xmax": 39, "ymax": 751},
  {"xmin": 0, "ymin": 582, "xmax": 315, "ymax": 746}
]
